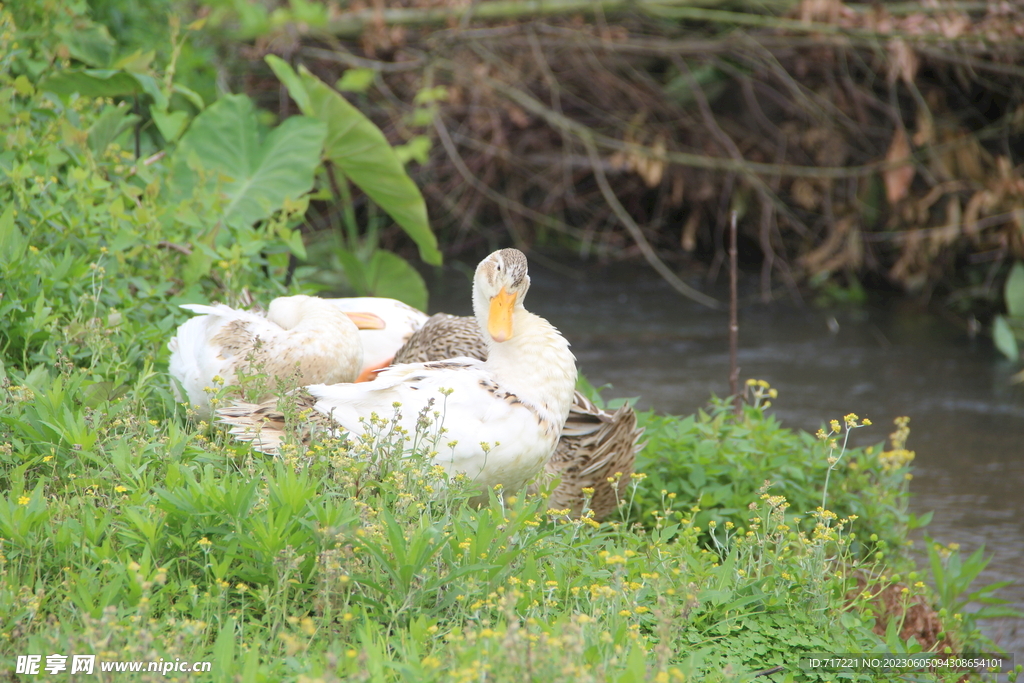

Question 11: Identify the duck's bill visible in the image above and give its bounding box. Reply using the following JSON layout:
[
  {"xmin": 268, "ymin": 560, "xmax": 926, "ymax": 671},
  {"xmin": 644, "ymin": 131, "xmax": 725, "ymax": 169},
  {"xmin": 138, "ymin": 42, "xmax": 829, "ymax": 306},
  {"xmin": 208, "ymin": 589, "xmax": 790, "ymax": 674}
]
[
  {"xmin": 356, "ymin": 358, "xmax": 392, "ymax": 382},
  {"xmin": 488, "ymin": 287, "xmax": 517, "ymax": 342},
  {"xmin": 344, "ymin": 312, "xmax": 387, "ymax": 330}
]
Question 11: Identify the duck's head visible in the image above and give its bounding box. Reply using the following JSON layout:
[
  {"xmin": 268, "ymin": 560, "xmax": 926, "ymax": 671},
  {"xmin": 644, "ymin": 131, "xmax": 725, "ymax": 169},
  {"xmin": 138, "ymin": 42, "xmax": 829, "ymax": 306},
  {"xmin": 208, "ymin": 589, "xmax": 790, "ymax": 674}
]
[
  {"xmin": 267, "ymin": 295, "xmax": 320, "ymax": 330},
  {"xmin": 473, "ymin": 248, "xmax": 531, "ymax": 343}
]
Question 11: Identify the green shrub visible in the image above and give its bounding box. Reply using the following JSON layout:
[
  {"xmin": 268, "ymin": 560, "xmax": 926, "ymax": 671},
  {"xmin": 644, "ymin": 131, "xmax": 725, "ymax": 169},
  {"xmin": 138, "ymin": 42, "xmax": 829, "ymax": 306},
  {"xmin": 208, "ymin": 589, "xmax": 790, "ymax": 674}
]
[
  {"xmin": 0, "ymin": 6, "xmax": 1013, "ymax": 682},
  {"xmin": 631, "ymin": 385, "xmax": 918, "ymax": 561}
]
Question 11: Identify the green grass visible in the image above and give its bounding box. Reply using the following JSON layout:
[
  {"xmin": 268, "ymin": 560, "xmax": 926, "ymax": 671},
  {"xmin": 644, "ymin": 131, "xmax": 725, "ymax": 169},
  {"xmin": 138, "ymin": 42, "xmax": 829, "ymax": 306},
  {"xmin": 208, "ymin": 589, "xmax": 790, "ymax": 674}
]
[{"xmin": 1, "ymin": 6, "xmax": 1019, "ymax": 682}]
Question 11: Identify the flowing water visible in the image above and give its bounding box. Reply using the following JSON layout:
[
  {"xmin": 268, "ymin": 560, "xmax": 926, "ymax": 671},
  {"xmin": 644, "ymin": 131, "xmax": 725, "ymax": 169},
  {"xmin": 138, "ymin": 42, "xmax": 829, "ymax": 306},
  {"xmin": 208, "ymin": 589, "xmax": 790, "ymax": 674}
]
[{"xmin": 427, "ymin": 258, "xmax": 1024, "ymax": 653}]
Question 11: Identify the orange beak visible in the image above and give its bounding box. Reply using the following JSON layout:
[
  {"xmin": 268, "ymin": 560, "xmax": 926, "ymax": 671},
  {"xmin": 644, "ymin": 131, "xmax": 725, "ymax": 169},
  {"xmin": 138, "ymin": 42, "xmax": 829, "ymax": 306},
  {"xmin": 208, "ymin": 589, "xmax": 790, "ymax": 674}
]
[
  {"xmin": 487, "ymin": 287, "xmax": 517, "ymax": 342},
  {"xmin": 355, "ymin": 358, "xmax": 393, "ymax": 382},
  {"xmin": 344, "ymin": 312, "xmax": 386, "ymax": 330}
]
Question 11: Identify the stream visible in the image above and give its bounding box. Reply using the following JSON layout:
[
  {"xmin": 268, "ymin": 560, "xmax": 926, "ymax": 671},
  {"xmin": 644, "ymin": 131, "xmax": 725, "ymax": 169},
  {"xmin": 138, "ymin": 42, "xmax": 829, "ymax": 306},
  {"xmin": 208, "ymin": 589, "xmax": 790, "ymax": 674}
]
[{"xmin": 427, "ymin": 256, "xmax": 1024, "ymax": 654}]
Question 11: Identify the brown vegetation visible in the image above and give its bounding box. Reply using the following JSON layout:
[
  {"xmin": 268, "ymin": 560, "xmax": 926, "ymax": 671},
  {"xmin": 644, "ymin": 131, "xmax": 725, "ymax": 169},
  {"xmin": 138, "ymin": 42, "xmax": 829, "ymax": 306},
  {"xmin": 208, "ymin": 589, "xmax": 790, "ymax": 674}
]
[{"xmin": 226, "ymin": 0, "xmax": 1024, "ymax": 309}]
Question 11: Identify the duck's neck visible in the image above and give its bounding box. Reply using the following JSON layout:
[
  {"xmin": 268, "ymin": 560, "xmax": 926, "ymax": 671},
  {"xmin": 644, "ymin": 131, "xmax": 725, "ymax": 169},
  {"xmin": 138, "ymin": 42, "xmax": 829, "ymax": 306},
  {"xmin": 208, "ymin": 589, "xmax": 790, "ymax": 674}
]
[
  {"xmin": 271, "ymin": 303, "xmax": 349, "ymax": 333},
  {"xmin": 484, "ymin": 309, "xmax": 577, "ymax": 424}
]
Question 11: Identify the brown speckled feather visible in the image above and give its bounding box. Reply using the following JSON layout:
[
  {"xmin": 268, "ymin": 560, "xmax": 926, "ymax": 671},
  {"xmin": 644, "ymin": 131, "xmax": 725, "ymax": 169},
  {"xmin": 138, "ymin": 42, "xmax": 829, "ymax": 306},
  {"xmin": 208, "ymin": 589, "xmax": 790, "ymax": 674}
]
[
  {"xmin": 394, "ymin": 314, "xmax": 644, "ymax": 520},
  {"xmin": 393, "ymin": 313, "xmax": 488, "ymax": 363},
  {"xmin": 529, "ymin": 392, "xmax": 642, "ymax": 520},
  {"xmin": 217, "ymin": 390, "xmax": 339, "ymax": 456}
]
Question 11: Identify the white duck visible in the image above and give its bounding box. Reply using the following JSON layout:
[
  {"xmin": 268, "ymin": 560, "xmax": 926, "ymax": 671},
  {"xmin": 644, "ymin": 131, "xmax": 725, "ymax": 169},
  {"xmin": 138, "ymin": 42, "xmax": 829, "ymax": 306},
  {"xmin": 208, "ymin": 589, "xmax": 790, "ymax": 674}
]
[
  {"xmin": 168, "ymin": 294, "xmax": 384, "ymax": 418},
  {"xmin": 219, "ymin": 249, "xmax": 578, "ymax": 500},
  {"xmin": 322, "ymin": 297, "xmax": 428, "ymax": 382}
]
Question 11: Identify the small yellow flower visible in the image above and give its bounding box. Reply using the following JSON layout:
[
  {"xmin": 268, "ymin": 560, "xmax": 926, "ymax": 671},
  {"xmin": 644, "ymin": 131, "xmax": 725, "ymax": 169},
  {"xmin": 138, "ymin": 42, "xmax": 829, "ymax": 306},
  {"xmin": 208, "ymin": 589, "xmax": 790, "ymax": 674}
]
[
  {"xmin": 114, "ymin": 485, "xmax": 128, "ymax": 493},
  {"xmin": 17, "ymin": 496, "xmax": 30, "ymax": 506},
  {"xmin": 198, "ymin": 537, "xmax": 212, "ymax": 548}
]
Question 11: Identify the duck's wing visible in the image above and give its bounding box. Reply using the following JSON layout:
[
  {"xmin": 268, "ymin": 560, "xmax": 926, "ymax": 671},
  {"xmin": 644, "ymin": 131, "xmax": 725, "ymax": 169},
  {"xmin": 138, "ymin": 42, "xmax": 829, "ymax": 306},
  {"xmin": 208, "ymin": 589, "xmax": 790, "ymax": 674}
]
[
  {"xmin": 535, "ymin": 391, "xmax": 646, "ymax": 520},
  {"xmin": 216, "ymin": 389, "xmax": 339, "ymax": 455},
  {"xmin": 220, "ymin": 358, "xmax": 562, "ymax": 485},
  {"xmin": 169, "ymin": 304, "xmax": 270, "ymax": 412},
  {"xmin": 168, "ymin": 304, "xmax": 324, "ymax": 415},
  {"xmin": 393, "ymin": 314, "xmax": 488, "ymax": 364}
]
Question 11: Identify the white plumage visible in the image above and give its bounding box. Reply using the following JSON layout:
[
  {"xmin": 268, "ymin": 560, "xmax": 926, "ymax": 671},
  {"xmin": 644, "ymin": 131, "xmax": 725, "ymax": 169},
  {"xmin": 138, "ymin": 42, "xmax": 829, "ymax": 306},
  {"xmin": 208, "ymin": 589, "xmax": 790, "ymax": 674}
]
[
  {"xmin": 219, "ymin": 249, "xmax": 578, "ymax": 500},
  {"xmin": 168, "ymin": 295, "xmax": 377, "ymax": 418}
]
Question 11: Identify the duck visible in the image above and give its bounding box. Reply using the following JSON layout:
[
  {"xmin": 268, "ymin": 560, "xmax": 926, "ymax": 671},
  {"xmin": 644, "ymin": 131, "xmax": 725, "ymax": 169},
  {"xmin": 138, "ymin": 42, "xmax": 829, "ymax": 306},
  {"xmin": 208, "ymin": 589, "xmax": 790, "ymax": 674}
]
[
  {"xmin": 218, "ymin": 249, "xmax": 579, "ymax": 502},
  {"xmin": 322, "ymin": 297, "xmax": 429, "ymax": 382},
  {"xmin": 394, "ymin": 312, "xmax": 642, "ymax": 520},
  {"xmin": 168, "ymin": 294, "xmax": 385, "ymax": 418}
]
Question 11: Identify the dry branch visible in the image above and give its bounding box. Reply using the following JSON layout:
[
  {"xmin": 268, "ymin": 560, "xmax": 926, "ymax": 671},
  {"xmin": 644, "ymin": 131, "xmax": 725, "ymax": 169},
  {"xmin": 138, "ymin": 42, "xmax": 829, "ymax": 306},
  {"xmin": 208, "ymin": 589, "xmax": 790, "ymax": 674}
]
[{"xmin": 254, "ymin": 0, "xmax": 1024, "ymax": 303}]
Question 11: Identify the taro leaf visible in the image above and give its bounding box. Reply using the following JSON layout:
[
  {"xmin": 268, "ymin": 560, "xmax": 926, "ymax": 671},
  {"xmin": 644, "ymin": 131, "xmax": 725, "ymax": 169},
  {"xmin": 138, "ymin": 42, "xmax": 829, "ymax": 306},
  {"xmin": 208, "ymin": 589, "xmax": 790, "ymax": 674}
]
[
  {"xmin": 993, "ymin": 315, "xmax": 1020, "ymax": 362},
  {"xmin": 335, "ymin": 248, "xmax": 428, "ymax": 310},
  {"xmin": 335, "ymin": 247, "xmax": 368, "ymax": 294},
  {"xmin": 1004, "ymin": 261, "xmax": 1024, "ymax": 319},
  {"xmin": 266, "ymin": 56, "xmax": 442, "ymax": 265},
  {"xmin": 170, "ymin": 94, "xmax": 326, "ymax": 228},
  {"xmin": 39, "ymin": 69, "xmax": 142, "ymax": 99},
  {"xmin": 364, "ymin": 250, "xmax": 428, "ymax": 310},
  {"xmin": 40, "ymin": 66, "xmax": 168, "ymax": 108}
]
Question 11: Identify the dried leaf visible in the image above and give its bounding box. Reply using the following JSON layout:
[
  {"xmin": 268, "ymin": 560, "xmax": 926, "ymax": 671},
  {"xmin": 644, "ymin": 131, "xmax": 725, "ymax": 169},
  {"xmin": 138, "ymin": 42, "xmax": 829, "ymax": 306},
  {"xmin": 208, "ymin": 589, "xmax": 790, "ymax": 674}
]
[
  {"xmin": 641, "ymin": 138, "xmax": 666, "ymax": 187},
  {"xmin": 952, "ymin": 133, "xmax": 989, "ymax": 183},
  {"xmin": 791, "ymin": 178, "xmax": 819, "ymax": 210},
  {"xmin": 505, "ymin": 104, "xmax": 529, "ymax": 128},
  {"xmin": 912, "ymin": 108, "xmax": 934, "ymax": 146},
  {"xmin": 887, "ymin": 39, "xmax": 919, "ymax": 85},
  {"xmin": 670, "ymin": 172, "xmax": 685, "ymax": 207},
  {"xmin": 884, "ymin": 128, "xmax": 915, "ymax": 204},
  {"xmin": 799, "ymin": 216, "xmax": 854, "ymax": 275},
  {"xmin": 798, "ymin": 0, "xmax": 843, "ymax": 24},
  {"xmin": 681, "ymin": 211, "xmax": 700, "ymax": 252}
]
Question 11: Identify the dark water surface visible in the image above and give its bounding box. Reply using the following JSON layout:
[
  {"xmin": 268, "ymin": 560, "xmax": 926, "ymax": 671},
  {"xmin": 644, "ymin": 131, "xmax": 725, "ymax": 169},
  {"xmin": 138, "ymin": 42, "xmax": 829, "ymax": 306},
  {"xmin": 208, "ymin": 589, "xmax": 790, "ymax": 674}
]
[{"xmin": 428, "ymin": 259, "xmax": 1024, "ymax": 652}]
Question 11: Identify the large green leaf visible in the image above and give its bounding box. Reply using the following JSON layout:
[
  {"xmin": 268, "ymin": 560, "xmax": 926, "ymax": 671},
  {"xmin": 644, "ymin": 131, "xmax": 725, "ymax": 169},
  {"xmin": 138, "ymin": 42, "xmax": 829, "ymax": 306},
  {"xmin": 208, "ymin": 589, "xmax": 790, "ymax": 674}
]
[
  {"xmin": 39, "ymin": 67, "xmax": 168, "ymax": 110},
  {"xmin": 1005, "ymin": 261, "xmax": 1024, "ymax": 320},
  {"xmin": 170, "ymin": 94, "xmax": 326, "ymax": 228},
  {"xmin": 39, "ymin": 69, "xmax": 142, "ymax": 99},
  {"xmin": 266, "ymin": 56, "xmax": 441, "ymax": 265},
  {"xmin": 364, "ymin": 250, "xmax": 428, "ymax": 310},
  {"xmin": 336, "ymin": 248, "xmax": 428, "ymax": 310},
  {"xmin": 993, "ymin": 315, "xmax": 1020, "ymax": 362}
]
